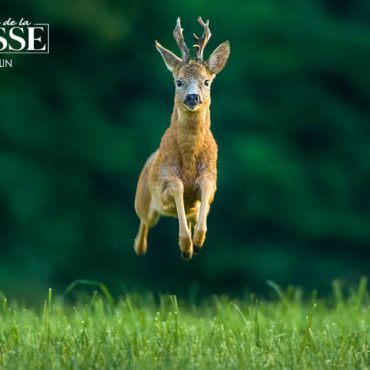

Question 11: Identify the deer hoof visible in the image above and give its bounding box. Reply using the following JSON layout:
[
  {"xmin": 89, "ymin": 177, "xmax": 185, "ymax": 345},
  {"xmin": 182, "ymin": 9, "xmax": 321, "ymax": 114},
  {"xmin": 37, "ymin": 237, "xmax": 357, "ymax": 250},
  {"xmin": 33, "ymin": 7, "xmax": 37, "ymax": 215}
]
[
  {"xmin": 179, "ymin": 236, "xmax": 193, "ymax": 260},
  {"xmin": 193, "ymin": 245, "xmax": 201, "ymax": 255},
  {"xmin": 134, "ymin": 239, "xmax": 147, "ymax": 256},
  {"xmin": 193, "ymin": 229, "xmax": 206, "ymax": 248},
  {"xmin": 181, "ymin": 251, "xmax": 192, "ymax": 260}
]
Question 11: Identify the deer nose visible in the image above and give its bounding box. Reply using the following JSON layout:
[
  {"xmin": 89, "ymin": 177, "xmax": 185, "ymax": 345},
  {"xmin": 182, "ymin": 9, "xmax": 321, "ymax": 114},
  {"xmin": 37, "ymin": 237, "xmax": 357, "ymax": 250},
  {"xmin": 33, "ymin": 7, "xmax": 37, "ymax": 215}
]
[{"xmin": 184, "ymin": 94, "xmax": 201, "ymax": 106}]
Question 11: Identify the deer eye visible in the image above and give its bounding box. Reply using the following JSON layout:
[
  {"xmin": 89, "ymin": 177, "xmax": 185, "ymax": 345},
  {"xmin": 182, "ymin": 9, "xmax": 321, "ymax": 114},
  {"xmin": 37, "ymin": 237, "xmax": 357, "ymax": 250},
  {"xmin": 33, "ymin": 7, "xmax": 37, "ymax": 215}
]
[
  {"xmin": 204, "ymin": 79, "xmax": 210, "ymax": 87},
  {"xmin": 176, "ymin": 80, "xmax": 183, "ymax": 87}
]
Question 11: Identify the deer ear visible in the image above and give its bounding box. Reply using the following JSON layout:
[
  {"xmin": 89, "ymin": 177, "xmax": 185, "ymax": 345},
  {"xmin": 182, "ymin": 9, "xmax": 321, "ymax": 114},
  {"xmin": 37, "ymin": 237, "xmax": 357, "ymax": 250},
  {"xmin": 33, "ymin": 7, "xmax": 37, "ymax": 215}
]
[
  {"xmin": 155, "ymin": 41, "xmax": 182, "ymax": 72},
  {"xmin": 206, "ymin": 41, "xmax": 230, "ymax": 75}
]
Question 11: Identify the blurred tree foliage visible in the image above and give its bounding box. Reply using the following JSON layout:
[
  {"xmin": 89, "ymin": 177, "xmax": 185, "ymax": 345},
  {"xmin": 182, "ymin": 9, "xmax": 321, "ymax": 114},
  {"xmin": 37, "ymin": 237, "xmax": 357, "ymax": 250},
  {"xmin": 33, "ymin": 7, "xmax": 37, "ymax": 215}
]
[{"xmin": 0, "ymin": 0, "xmax": 369, "ymax": 301}]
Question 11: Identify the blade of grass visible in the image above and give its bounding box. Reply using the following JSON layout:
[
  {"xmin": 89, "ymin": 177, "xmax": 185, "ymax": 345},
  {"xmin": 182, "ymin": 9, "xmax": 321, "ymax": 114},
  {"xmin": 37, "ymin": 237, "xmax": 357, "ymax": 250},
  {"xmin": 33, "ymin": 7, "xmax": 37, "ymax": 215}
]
[{"xmin": 65, "ymin": 279, "xmax": 113, "ymax": 305}]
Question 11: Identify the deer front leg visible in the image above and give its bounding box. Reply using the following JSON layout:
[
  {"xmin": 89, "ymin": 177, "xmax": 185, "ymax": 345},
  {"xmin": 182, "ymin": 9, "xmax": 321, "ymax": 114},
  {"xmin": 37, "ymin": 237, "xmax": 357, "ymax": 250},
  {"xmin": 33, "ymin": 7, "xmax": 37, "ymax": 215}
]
[
  {"xmin": 193, "ymin": 176, "xmax": 216, "ymax": 252},
  {"xmin": 164, "ymin": 179, "xmax": 193, "ymax": 260}
]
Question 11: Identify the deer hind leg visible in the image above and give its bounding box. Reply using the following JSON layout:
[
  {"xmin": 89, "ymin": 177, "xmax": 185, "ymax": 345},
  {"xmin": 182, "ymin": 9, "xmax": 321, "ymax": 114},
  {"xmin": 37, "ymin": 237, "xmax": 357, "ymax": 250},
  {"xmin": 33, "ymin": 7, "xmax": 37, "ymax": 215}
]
[
  {"xmin": 134, "ymin": 152, "xmax": 159, "ymax": 255},
  {"xmin": 134, "ymin": 209, "xmax": 159, "ymax": 255},
  {"xmin": 167, "ymin": 179, "xmax": 193, "ymax": 260},
  {"xmin": 187, "ymin": 218, "xmax": 194, "ymax": 237},
  {"xmin": 193, "ymin": 177, "xmax": 216, "ymax": 252},
  {"xmin": 134, "ymin": 220, "xmax": 148, "ymax": 255},
  {"xmin": 187, "ymin": 211, "xmax": 198, "ymax": 239},
  {"xmin": 134, "ymin": 180, "xmax": 151, "ymax": 256}
]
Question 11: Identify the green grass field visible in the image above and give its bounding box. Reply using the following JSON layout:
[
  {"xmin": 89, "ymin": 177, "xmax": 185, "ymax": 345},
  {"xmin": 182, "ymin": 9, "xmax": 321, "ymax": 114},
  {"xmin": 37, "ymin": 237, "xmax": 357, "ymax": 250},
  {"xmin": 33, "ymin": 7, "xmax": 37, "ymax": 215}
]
[{"xmin": 0, "ymin": 280, "xmax": 369, "ymax": 369}]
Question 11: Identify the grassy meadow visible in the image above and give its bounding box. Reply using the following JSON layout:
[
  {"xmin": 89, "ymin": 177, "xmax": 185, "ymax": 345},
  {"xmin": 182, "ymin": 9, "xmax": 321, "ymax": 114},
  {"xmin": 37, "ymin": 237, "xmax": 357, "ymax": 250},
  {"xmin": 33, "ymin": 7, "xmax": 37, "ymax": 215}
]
[{"xmin": 0, "ymin": 280, "xmax": 369, "ymax": 369}]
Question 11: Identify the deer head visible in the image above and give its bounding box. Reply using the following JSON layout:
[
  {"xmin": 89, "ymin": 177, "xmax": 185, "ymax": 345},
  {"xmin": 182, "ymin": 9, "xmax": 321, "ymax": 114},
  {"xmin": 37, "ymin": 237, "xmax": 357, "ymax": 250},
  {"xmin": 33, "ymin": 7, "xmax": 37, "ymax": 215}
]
[{"xmin": 155, "ymin": 17, "xmax": 230, "ymax": 113}]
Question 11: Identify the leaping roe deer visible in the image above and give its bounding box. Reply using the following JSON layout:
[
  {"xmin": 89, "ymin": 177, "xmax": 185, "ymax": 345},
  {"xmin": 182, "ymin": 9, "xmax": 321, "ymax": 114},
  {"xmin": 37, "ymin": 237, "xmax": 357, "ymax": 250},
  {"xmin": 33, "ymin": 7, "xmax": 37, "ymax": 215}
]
[{"xmin": 134, "ymin": 17, "xmax": 230, "ymax": 260}]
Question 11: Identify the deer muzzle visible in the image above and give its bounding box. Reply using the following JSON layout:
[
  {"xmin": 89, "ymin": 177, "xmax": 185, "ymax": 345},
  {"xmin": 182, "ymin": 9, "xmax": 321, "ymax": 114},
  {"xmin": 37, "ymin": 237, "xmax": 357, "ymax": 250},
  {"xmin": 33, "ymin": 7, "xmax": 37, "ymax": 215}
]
[{"xmin": 184, "ymin": 93, "xmax": 202, "ymax": 110}]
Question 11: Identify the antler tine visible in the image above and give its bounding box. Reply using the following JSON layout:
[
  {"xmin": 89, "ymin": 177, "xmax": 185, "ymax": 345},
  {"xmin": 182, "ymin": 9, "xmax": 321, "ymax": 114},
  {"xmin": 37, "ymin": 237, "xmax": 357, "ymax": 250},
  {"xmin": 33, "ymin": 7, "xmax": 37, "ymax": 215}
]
[
  {"xmin": 173, "ymin": 17, "xmax": 190, "ymax": 62},
  {"xmin": 193, "ymin": 16, "xmax": 212, "ymax": 61}
]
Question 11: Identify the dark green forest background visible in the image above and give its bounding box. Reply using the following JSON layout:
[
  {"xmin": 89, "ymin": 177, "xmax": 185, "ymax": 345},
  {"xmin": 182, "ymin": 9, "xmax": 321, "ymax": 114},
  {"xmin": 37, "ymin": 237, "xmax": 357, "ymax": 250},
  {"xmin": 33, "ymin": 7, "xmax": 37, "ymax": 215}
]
[{"xmin": 1, "ymin": 0, "xmax": 369, "ymax": 302}]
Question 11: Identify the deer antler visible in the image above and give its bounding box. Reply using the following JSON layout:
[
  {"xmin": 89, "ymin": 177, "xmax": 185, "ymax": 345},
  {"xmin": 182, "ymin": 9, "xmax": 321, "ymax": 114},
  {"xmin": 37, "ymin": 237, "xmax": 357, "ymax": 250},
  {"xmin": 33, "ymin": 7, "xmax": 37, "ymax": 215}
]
[
  {"xmin": 173, "ymin": 17, "xmax": 190, "ymax": 62},
  {"xmin": 193, "ymin": 17, "xmax": 212, "ymax": 61}
]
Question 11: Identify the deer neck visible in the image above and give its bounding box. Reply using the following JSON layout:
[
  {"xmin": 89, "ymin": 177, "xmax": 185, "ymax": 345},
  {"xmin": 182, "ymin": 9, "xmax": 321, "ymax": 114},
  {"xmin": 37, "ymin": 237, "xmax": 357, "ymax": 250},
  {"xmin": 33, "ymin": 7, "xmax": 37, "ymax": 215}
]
[{"xmin": 171, "ymin": 107, "xmax": 210, "ymax": 165}]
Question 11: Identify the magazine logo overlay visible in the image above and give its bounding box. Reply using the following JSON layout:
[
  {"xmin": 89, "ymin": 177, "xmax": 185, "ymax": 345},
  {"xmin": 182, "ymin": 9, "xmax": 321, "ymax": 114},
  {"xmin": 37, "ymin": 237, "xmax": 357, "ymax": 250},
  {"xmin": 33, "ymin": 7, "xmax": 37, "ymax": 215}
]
[{"xmin": 0, "ymin": 17, "xmax": 49, "ymax": 68}]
